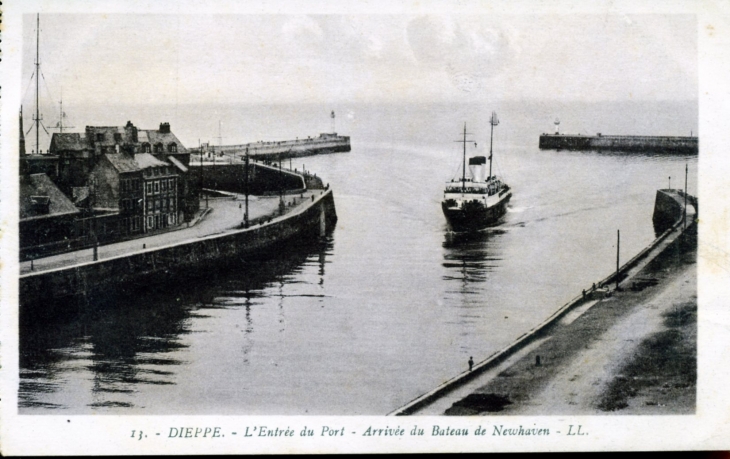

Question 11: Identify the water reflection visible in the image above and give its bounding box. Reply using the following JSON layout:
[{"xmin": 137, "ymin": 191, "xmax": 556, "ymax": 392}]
[
  {"xmin": 548, "ymin": 149, "xmax": 697, "ymax": 160},
  {"xmin": 442, "ymin": 229, "xmax": 506, "ymax": 302},
  {"xmin": 19, "ymin": 235, "xmax": 333, "ymax": 411}
]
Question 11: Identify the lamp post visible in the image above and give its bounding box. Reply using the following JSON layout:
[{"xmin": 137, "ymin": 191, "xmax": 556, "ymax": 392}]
[
  {"xmin": 244, "ymin": 147, "xmax": 250, "ymax": 228},
  {"xmin": 684, "ymin": 164, "xmax": 688, "ymax": 231},
  {"xmin": 615, "ymin": 229, "xmax": 620, "ymax": 291},
  {"xmin": 278, "ymin": 156, "xmax": 284, "ymax": 216}
]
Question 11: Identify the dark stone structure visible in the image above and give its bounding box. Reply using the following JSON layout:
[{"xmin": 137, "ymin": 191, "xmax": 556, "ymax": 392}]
[{"xmin": 539, "ymin": 133, "xmax": 698, "ymax": 154}]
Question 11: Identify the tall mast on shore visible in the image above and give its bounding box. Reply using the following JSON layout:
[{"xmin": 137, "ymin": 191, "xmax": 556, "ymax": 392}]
[
  {"xmin": 51, "ymin": 90, "xmax": 75, "ymax": 134},
  {"xmin": 56, "ymin": 91, "xmax": 74, "ymax": 133},
  {"xmin": 33, "ymin": 13, "xmax": 43, "ymax": 154},
  {"xmin": 217, "ymin": 121, "xmax": 223, "ymax": 157}
]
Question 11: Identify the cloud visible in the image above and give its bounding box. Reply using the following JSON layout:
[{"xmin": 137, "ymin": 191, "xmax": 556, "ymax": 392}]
[
  {"xmin": 281, "ymin": 16, "xmax": 324, "ymax": 56},
  {"xmin": 406, "ymin": 16, "xmax": 512, "ymax": 93}
]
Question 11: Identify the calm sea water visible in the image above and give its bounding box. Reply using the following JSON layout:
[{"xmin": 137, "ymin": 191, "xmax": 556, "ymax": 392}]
[{"xmin": 20, "ymin": 101, "xmax": 698, "ymax": 414}]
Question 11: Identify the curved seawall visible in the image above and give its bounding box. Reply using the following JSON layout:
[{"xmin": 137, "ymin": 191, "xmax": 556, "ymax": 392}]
[
  {"xmin": 20, "ymin": 190, "xmax": 337, "ymax": 310},
  {"xmin": 389, "ymin": 189, "xmax": 697, "ymax": 416}
]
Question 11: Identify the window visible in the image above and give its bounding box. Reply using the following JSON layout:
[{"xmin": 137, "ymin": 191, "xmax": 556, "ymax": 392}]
[
  {"xmin": 168, "ymin": 143, "xmax": 178, "ymax": 153},
  {"xmin": 146, "ymin": 200, "xmax": 152, "ymax": 211},
  {"xmin": 161, "ymin": 180, "xmax": 167, "ymax": 192},
  {"xmin": 96, "ymin": 133, "xmax": 104, "ymax": 142},
  {"xmin": 154, "ymin": 143, "xmax": 163, "ymax": 153},
  {"xmin": 146, "ymin": 182, "xmax": 153, "ymax": 194},
  {"xmin": 170, "ymin": 213, "xmax": 176, "ymax": 225},
  {"xmin": 114, "ymin": 133, "xmax": 122, "ymax": 142},
  {"xmin": 154, "ymin": 181, "xmax": 160, "ymax": 193},
  {"xmin": 148, "ymin": 216, "xmax": 154, "ymax": 229},
  {"xmin": 142, "ymin": 143, "xmax": 151, "ymax": 153}
]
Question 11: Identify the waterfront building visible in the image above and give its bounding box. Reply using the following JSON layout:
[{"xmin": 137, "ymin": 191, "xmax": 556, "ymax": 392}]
[
  {"xmin": 89, "ymin": 152, "xmax": 179, "ymax": 235},
  {"xmin": 49, "ymin": 121, "xmax": 198, "ymax": 221}
]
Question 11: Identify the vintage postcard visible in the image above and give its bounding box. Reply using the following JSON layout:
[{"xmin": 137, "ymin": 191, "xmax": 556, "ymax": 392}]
[{"xmin": 2, "ymin": 0, "xmax": 729, "ymax": 454}]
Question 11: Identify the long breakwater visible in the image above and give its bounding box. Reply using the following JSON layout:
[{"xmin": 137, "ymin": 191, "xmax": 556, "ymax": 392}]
[
  {"xmin": 209, "ymin": 133, "xmax": 351, "ymax": 160},
  {"xmin": 539, "ymin": 134, "xmax": 698, "ymax": 154}
]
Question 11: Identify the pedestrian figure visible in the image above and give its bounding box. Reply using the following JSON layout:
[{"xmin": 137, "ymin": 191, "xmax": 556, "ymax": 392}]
[{"xmin": 468, "ymin": 357, "xmax": 474, "ymax": 371}]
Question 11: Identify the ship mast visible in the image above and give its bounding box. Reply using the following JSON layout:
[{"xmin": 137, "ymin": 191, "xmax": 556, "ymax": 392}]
[
  {"xmin": 462, "ymin": 123, "xmax": 467, "ymax": 191},
  {"xmin": 454, "ymin": 123, "xmax": 473, "ymax": 192},
  {"xmin": 488, "ymin": 111, "xmax": 499, "ymax": 180}
]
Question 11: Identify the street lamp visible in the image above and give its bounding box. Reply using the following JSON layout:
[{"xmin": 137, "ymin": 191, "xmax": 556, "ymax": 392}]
[{"xmin": 244, "ymin": 147, "xmax": 250, "ymax": 228}]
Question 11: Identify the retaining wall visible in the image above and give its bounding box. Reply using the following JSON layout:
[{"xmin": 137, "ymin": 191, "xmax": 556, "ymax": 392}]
[{"xmin": 191, "ymin": 163, "xmax": 306, "ymax": 195}]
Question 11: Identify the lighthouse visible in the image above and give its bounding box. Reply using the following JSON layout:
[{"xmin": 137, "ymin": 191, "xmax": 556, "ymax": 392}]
[
  {"xmin": 554, "ymin": 117, "xmax": 560, "ymax": 135},
  {"xmin": 331, "ymin": 110, "xmax": 336, "ymax": 134}
]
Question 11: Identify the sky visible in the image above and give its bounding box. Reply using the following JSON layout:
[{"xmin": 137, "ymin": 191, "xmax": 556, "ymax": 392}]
[{"xmin": 21, "ymin": 13, "xmax": 697, "ymax": 110}]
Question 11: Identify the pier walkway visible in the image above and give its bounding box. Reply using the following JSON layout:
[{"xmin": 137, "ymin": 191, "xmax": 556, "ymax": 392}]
[{"xmin": 20, "ymin": 190, "xmax": 320, "ymax": 275}]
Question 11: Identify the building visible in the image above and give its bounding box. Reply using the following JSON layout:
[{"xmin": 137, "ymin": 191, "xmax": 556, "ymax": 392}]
[
  {"xmin": 89, "ymin": 152, "xmax": 180, "ymax": 235},
  {"xmin": 19, "ymin": 173, "xmax": 80, "ymax": 258},
  {"xmin": 50, "ymin": 121, "xmax": 199, "ymax": 221}
]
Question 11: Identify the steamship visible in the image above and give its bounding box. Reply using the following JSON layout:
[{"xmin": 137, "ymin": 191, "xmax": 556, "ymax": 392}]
[{"xmin": 441, "ymin": 112, "xmax": 512, "ymax": 232}]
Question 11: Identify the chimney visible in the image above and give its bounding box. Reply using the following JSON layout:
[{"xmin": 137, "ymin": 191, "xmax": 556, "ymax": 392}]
[
  {"xmin": 159, "ymin": 122, "xmax": 171, "ymax": 134},
  {"xmin": 30, "ymin": 195, "xmax": 51, "ymax": 215},
  {"xmin": 125, "ymin": 120, "xmax": 138, "ymax": 143}
]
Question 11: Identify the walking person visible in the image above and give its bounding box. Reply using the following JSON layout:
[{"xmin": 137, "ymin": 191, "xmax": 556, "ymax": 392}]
[{"xmin": 468, "ymin": 356, "xmax": 474, "ymax": 372}]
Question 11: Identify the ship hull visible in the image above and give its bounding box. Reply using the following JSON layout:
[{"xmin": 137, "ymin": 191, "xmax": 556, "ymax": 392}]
[{"xmin": 441, "ymin": 192, "xmax": 512, "ymax": 232}]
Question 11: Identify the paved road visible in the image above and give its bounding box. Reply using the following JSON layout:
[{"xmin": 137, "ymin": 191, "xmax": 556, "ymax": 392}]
[{"xmin": 21, "ymin": 191, "xmax": 319, "ymax": 275}]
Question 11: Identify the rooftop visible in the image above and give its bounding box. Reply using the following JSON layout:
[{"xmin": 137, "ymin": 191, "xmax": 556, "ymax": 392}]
[{"xmin": 20, "ymin": 173, "xmax": 79, "ymax": 221}]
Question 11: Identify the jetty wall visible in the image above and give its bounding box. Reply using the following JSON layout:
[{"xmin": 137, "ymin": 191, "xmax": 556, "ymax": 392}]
[
  {"xmin": 389, "ymin": 189, "xmax": 696, "ymax": 416},
  {"xmin": 20, "ymin": 190, "xmax": 337, "ymax": 310},
  {"xmin": 539, "ymin": 134, "xmax": 698, "ymax": 154},
  {"xmin": 210, "ymin": 134, "xmax": 350, "ymax": 160}
]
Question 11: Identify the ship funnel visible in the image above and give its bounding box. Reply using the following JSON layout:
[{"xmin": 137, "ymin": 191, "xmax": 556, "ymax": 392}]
[{"xmin": 468, "ymin": 156, "xmax": 488, "ymax": 182}]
